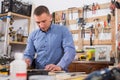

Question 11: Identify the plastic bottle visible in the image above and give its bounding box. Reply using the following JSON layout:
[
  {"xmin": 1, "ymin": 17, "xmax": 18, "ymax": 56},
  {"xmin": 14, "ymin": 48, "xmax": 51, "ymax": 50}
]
[
  {"xmin": 10, "ymin": 53, "xmax": 27, "ymax": 80},
  {"xmin": 17, "ymin": 27, "xmax": 24, "ymax": 42}
]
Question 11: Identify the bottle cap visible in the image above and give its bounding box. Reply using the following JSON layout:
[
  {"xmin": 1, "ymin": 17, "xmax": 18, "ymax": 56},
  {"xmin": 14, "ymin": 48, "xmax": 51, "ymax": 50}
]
[{"xmin": 14, "ymin": 53, "xmax": 23, "ymax": 60}]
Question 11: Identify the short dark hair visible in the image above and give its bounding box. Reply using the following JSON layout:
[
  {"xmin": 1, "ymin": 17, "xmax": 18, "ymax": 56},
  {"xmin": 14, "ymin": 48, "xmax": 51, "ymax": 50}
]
[{"xmin": 34, "ymin": 5, "xmax": 50, "ymax": 16}]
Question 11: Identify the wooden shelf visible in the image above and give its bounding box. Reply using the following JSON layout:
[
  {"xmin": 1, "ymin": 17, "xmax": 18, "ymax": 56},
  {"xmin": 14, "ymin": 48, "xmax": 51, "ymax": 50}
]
[
  {"xmin": 0, "ymin": 12, "xmax": 30, "ymax": 19},
  {"xmin": 83, "ymin": 40, "xmax": 113, "ymax": 45},
  {"xmin": 67, "ymin": 20, "xmax": 77, "ymax": 25},
  {"xmin": 87, "ymin": 3, "xmax": 110, "ymax": 10},
  {"xmin": 0, "ymin": 12, "xmax": 30, "ymax": 55},
  {"xmin": 55, "ymin": 20, "xmax": 66, "ymax": 23},
  {"xmin": 70, "ymin": 30, "xmax": 80, "ymax": 34},
  {"xmin": 9, "ymin": 41, "xmax": 26, "ymax": 45},
  {"xmin": 74, "ymin": 40, "xmax": 114, "ymax": 46}
]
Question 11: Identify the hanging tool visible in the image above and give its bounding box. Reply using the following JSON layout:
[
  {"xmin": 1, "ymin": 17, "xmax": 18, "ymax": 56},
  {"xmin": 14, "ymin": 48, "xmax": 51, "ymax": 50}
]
[
  {"xmin": 107, "ymin": 14, "xmax": 111, "ymax": 27},
  {"xmin": 92, "ymin": 3, "xmax": 96, "ymax": 14},
  {"xmin": 77, "ymin": 18, "xmax": 85, "ymax": 38},
  {"xmin": 110, "ymin": 0, "xmax": 115, "ymax": 16},
  {"xmin": 81, "ymin": 26, "xmax": 85, "ymax": 38},
  {"xmin": 81, "ymin": 5, "xmax": 91, "ymax": 38},
  {"xmin": 52, "ymin": 12, "xmax": 55, "ymax": 23},
  {"xmin": 62, "ymin": 12, "xmax": 66, "ymax": 25},
  {"xmin": 90, "ymin": 25, "xmax": 94, "ymax": 46},
  {"xmin": 95, "ymin": 3, "xmax": 100, "ymax": 10},
  {"xmin": 68, "ymin": 7, "xmax": 75, "ymax": 20},
  {"xmin": 115, "ymin": 1, "xmax": 120, "ymax": 9}
]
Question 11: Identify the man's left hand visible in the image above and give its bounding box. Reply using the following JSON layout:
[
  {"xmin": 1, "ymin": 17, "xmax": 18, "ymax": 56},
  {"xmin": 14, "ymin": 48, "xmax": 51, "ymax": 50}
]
[{"xmin": 45, "ymin": 64, "xmax": 62, "ymax": 71}]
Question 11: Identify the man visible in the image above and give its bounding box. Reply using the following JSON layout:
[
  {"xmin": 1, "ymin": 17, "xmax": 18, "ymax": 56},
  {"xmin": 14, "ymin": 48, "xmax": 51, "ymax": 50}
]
[{"xmin": 24, "ymin": 5, "xmax": 76, "ymax": 72}]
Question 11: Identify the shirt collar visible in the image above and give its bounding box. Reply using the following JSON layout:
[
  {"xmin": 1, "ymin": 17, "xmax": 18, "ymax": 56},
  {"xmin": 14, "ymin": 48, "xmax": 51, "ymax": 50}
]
[{"xmin": 40, "ymin": 23, "xmax": 53, "ymax": 33}]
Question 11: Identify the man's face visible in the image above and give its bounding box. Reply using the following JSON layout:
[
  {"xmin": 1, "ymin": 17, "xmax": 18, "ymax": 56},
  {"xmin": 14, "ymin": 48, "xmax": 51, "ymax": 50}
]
[{"xmin": 34, "ymin": 13, "xmax": 52, "ymax": 32}]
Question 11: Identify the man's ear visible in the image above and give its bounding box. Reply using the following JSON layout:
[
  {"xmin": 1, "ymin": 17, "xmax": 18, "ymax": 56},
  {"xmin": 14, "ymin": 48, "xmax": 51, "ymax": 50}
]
[
  {"xmin": 115, "ymin": 1, "xmax": 120, "ymax": 9},
  {"xmin": 50, "ymin": 14, "xmax": 53, "ymax": 21},
  {"xmin": 50, "ymin": 18, "xmax": 52, "ymax": 21}
]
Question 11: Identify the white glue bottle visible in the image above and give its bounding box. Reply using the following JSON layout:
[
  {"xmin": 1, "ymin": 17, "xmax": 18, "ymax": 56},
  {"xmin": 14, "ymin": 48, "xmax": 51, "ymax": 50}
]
[{"xmin": 10, "ymin": 53, "xmax": 27, "ymax": 80}]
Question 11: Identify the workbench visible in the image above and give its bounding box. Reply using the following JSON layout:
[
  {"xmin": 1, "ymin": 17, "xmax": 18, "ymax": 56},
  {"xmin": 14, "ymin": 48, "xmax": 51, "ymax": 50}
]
[{"xmin": 68, "ymin": 61, "xmax": 114, "ymax": 74}]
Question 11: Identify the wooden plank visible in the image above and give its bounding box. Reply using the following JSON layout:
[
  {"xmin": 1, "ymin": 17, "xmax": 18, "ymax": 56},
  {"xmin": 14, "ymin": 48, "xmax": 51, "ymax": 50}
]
[
  {"xmin": 86, "ymin": 15, "xmax": 107, "ymax": 23},
  {"xmin": 87, "ymin": 3, "xmax": 110, "ymax": 10},
  {"xmin": 9, "ymin": 41, "xmax": 26, "ymax": 45},
  {"xmin": 75, "ymin": 40, "xmax": 114, "ymax": 46},
  {"xmin": 83, "ymin": 40, "xmax": 113, "ymax": 45},
  {"xmin": 70, "ymin": 30, "xmax": 80, "ymax": 34},
  {"xmin": 67, "ymin": 7, "xmax": 82, "ymax": 13},
  {"xmin": 68, "ymin": 20, "xmax": 77, "ymax": 24},
  {"xmin": 0, "ymin": 12, "xmax": 30, "ymax": 19},
  {"xmin": 55, "ymin": 10, "xmax": 67, "ymax": 23},
  {"xmin": 99, "ymin": 3, "xmax": 110, "ymax": 9}
]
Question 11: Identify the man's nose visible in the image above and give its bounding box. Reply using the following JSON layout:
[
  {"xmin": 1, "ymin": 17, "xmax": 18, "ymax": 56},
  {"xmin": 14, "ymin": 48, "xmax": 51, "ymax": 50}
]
[{"xmin": 39, "ymin": 22, "xmax": 44, "ymax": 26}]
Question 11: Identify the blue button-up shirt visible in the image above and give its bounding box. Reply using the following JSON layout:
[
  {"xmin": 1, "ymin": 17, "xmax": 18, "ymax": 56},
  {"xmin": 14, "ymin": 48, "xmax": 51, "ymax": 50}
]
[{"xmin": 24, "ymin": 24, "xmax": 76, "ymax": 71}]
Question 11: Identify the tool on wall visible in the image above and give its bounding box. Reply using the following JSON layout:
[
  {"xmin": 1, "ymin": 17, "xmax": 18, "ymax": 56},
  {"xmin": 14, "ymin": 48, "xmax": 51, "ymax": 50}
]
[
  {"xmin": 77, "ymin": 10, "xmax": 82, "ymax": 26},
  {"xmin": 95, "ymin": 3, "xmax": 100, "ymax": 10},
  {"xmin": 9, "ymin": 27, "xmax": 16, "ymax": 41},
  {"xmin": 110, "ymin": 0, "xmax": 116, "ymax": 16},
  {"xmin": 77, "ymin": 18, "xmax": 85, "ymax": 38},
  {"xmin": 9, "ymin": 16, "xmax": 14, "ymax": 25},
  {"xmin": 81, "ymin": 5, "xmax": 91, "ymax": 38},
  {"xmin": 107, "ymin": 14, "xmax": 111, "ymax": 27},
  {"xmin": 115, "ymin": 1, "xmax": 120, "ymax": 9},
  {"xmin": 90, "ymin": 25, "xmax": 94, "ymax": 46},
  {"xmin": 52, "ymin": 12, "xmax": 55, "ymax": 23},
  {"xmin": 94, "ymin": 18, "xmax": 102, "ymax": 39},
  {"xmin": 68, "ymin": 7, "xmax": 74, "ymax": 20},
  {"xmin": 104, "ymin": 20, "xmax": 107, "ymax": 28},
  {"xmin": 92, "ymin": 3, "xmax": 96, "ymax": 14},
  {"xmin": 61, "ymin": 12, "xmax": 66, "ymax": 25},
  {"xmin": 87, "ymin": 25, "xmax": 94, "ymax": 46},
  {"xmin": 83, "ymin": 5, "xmax": 91, "ymax": 19}
]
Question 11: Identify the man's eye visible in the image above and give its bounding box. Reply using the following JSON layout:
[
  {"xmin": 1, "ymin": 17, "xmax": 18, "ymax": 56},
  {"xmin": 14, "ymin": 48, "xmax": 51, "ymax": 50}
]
[
  {"xmin": 42, "ymin": 21, "xmax": 46, "ymax": 23},
  {"xmin": 36, "ymin": 22, "xmax": 40, "ymax": 24},
  {"xmin": 37, "ymin": 22, "xmax": 40, "ymax": 24}
]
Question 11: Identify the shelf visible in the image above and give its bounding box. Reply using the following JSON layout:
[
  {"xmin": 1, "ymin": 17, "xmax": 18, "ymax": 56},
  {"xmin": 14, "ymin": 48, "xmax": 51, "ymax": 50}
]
[
  {"xmin": 68, "ymin": 7, "xmax": 81, "ymax": 13},
  {"xmin": 83, "ymin": 40, "xmax": 113, "ymax": 45},
  {"xmin": 9, "ymin": 41, "xmax": 26, "ymax": 45},
  {"xmin": 74, "ymin": 40, "xmax": 114, "ymax": 46},
  {"xmin": 70, "ymin": 30, "xmax": 80, "ymax": 34},
  {"xmin": 55, "ymin": 20, "xmax": 66, "ymax": 23},
  {"xmin": 0, "ymin": 11, "xmax": 31, "ymax": 55},
  {"xmin": 0, "ymin": 12, "xmax": 30, "ymax": 19},
  {"xmin": 86, "ymin": 3, "xmax": 110, "ymax": 11},
  {"xmin": 67, "ymin": 20, "xmax": 77, "ymax": 24}
]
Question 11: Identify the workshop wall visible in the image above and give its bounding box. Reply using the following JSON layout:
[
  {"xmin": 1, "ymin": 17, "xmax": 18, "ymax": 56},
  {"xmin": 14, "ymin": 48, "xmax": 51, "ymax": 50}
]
[
  {"xmin": 29, "ymin": 0, "xmax": 112, "ymax": 32},
  {"xmin": 0, "ymin": 0, "xmax": 113, "ymax": 56},
  {"xmin": 31, "ymin": 0, "xmax": 111, "ymax": 13},
  {"xmin": 0, "ymin": 0, "xmax": 111, "ymax": 13}
]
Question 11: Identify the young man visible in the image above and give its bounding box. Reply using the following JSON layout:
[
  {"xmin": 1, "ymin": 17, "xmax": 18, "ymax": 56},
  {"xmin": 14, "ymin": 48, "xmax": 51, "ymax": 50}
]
[{"xmin": 24, "ymin": 5, "xmax": 76, "ymax": 71}]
